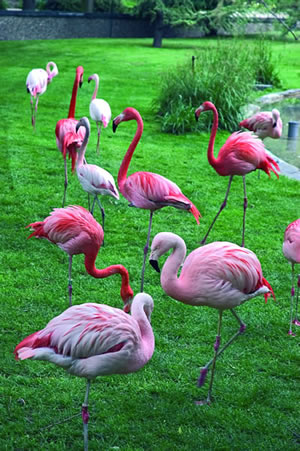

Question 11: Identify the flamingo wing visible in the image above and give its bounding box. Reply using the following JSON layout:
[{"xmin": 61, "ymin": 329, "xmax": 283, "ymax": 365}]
[
  {"xmin": 26, "ymin": 69, "xmax": 48, "ymax": 96},
  {"xmin": 77, "ymin": 164, "xmax": 119, "ymax": 199},
  {"xmin": 283, "ymin": 219, "xmax": 300, "ymax": 264},
  {"xmin": 124, "ymin": 172, "xmax": 200, "ymax": 223},
  {"xmin": 14, "ymin": 303, "xmax": 141, "ymax": 377},
  {"xmin": 90, "ymin": 99, "xmax": 111, "ymax": 127},
  {"xmin": 56, "ymin": 119, "xmax": 85, "ymax": 169}
]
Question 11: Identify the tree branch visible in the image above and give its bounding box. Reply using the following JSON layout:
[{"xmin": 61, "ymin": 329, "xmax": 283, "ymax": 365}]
[{"xmin": 258, "ymin": 0, "xmax": 298, "ymax": 41}]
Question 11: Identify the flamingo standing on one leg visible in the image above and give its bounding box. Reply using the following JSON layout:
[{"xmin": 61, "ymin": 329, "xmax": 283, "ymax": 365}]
[
  {"xmin": 55, "ymin": 66, "xmax": 85, "ymax": 207},
  {"xmin": 26, "ymin": 61, "xmax": 58, "ymax": 129},
  {"xmin": 88, "ymin": 73, "xmax": 111, "ymax": 155},
  {"xmin": 26, "ymin": 205, "xmax": 133, "ymax": 310},
  {"xmin": 239, "ymin": 109, "xmax": 282, "ymax": 140},
  {"xmin": 113, "ymin": 107, "xmax": 201, "ymax": 292},
  {"xmin": 14, "ymin": 292, "xmax": 155, "ymax": 451},
  {"xmin": 195, "ymin": 101, "xmax": 280, "ymax": 247},
  {"xmin": 282, "ymin": 218, "xmax": 300, "ymax": 336},
  {"xmin": 75, "ymin": 117, "xmax": 119, "ymax": 233},
  {"xmin": 149, "ymin": 231, "xmax": 275, "ymax": 404}
]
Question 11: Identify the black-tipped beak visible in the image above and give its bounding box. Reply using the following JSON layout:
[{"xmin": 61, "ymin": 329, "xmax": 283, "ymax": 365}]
[
  {"xmin": 27, "ymin": 87, "xmax": 30, "ymax": 93},
  {"xmin": 150, "ymin": 259, "xmax": 160, "ymax": 273},
  {"xmin": 195, "ymin": 111, "xmax": 199, "ymax": 122},
  {"xmin": 79, "ymin": 80, "xmax": 83, "ymax": 88},
  {"xmin": 88, "ymin": 77, "xmax": 92, "ymax": 84},
  {"xmin": 76, "ymin": 122, "xmax": 81, "ymax": 133},
  {"xmin": 112, "ymin": 120, "xmax": 118, "ymax": 133}
]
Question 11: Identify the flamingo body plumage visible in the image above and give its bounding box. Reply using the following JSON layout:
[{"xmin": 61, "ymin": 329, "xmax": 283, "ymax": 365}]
[
  {"xmin": 239, "ymin": 109, "xmax": 282, "ymax": 140},
  {"xmin": 55, "ymin": 66, "xmax": 85, "ymax": 207},
  {"xmin": 75, "ymin": 117, "xmax": 119, "ymax": 231},
  {"xmin": 282, "ymin": 218, "xmax": 300, "ymax": 335},
  {"xmin": 26, "ymin": 61, "xmax": 58, "ymax": 128},
  {"xmin": 14, "ymin": 292, "xmax": 154, "ymax": 449},
  {"xmin": 27, "ymin": 205, "xmax": 133, "ymax": 310},
  {"xmin": 149, "ymin": 231, "xmax": 275, "ymax": 403},
  {"xmin": 195, "ymin": 101, "xmax": 279, "ymax": 246},
  {"xmin": 113, "ymin": 107, "xmax": 201, "ymax": 291},
  {"xmin": 88, "ymin": 73, "xmax": 111, "ymax": 154}
]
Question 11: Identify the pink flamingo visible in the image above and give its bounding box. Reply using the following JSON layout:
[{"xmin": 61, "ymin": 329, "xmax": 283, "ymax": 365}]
[
  {"xmin": 14, "ymin": 292, "xmax": 154, "ymax": 451},
  {"xmin": 195, "ymin": 101, "xmax": 280, "ymax": 247},
  {"xmin": 26, "ymin": 205, "xmax": 133, "ymax": 310},
  {"xmin": 55, "ymin": 66, "xmax": 85, "ymax": 207},
  {"xmin": 88, "ymin": 73, "xmax": 111, "ymax": 155},
  {"xmin": 282, "ymin": 218, "xmax": 300, "ymax": 336},
  {"xmin": 149, "ymin": 231, "xmax": 275, "ymax": 404},
  {"xmin": 75, "ymin": 117, "xmax": 119, "ymax": 233},
  {"xmin": 113, "ymin": 107, "xmax": 201, "ymax": 292},
  {"xmin": 239, "ymin": 109, "xmax": 282, "ymax": 140},
  {"xmin": 26, "ymin": 61, "xmax": 58, "ymax": 129}
]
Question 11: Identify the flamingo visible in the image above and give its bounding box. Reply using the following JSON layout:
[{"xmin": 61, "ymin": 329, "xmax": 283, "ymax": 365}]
[
  {"xmin": 14, "ymin": 292, "xmax": 155, "ymax": 451},
  {"xmin": 26, "ymin": 61, "xmax": 58, "ymax": 129},
  {"xmin": 113, "ymin": 107, "xmax": 201, "ymax": 292},
  {"xmin": 75, "ymin": 117, "xmax": 119, "ymax": 233},
  {"xmin": 149, "ymin": 231, "xmax": 275, "ymax": 404},
  {"xmin": 26, "ymin": 205, "xmax": 133, "ymax": 310},
  {"xmin": 239, "ymin": 109, "xmax": 282, "ymax": 140},
  {"xmin": 282, "ymin": 218, "xmax": 300, "ymax": 336},
  {"xmin": 195, "ymin": 101, "xmax": 280, "ymax": 247},
  {"xmin": 88, "ymin": 73, "xmax": 111, "ymax": 155},
  {"xmin": 55, "ymin": 66, "xmax": 85, "ymax": 207}
]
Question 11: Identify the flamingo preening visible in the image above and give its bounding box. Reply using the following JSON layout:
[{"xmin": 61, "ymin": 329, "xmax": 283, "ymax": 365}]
[
  {"xmin": 113, "ymin": 107, "xmax": 201, "ymax": 292},
  {"xmin": 195, "ymin": 101, "xmax": 280, "ymax": 247},
  {"xmin": 282, "ymin": 218, "xmax": 300, "ymax": 336},
  {"xmin": 55, "ymin": 66, "xmax": 85, "ymax": 207},
  {"xmin": 239, "ymin": 109, "xmax": 282, "ymax": 140},
  {"xmin": 26, "ymin": 61, "xmax": 58, "ymax": 129},
  {"xmin": 149, "ymin": 232, "xmax": 275, "ymax": 404},
  {"xmin": 26, "ymin": 205, "xmax": 133, "ymax": 309},
  {"xmin": 88, "ymin": 73, "xmax": 111, "ymax": 155},
  {"xmin": 75, "ymin": 117, "xmax": 119, "ymax": 232},
  {"xmin": 14, "ymin": 292, "xmax": 154, "ymax": 451}
]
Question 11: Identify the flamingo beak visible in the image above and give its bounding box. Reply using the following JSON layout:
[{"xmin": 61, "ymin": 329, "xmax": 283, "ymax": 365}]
[
  {"xmin": 123, "ymin": 297, "xmax": 133, "ymax": 313},
  {"xmin": 195, "ymin": 111, "xmax": 199, "ymax": 122},
  {"xmin": 149, "ymin": 259, "xmax": 160, "ymax": 273}
]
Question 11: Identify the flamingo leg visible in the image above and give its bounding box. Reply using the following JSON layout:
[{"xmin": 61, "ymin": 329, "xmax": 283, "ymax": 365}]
[
  {"xmin": 242, "ymin": 175, "xmax": 248, "ymax": 247},
  {"xmin": 288, "ymin": 264, "xmax": 296, "ymax": 336},
  {"xmin": 30, "ymin": 96, "xmax": 35, "ymax": 128},
  {"xmin": 33, "ymin": 94, "xmax": 39, "ymax": 129},
  {"xmin": 91, "ymin": 197, "xmax": 96, "ymax": 215},
  {"xmin": 88, "ymin": 194, "xmax": 91, "ymax": 212},
  {"xmin": 141, "ymin": 210, "xmax": 154, "ymax": 292},
  {"xmin": 82, "ymin": 379, "xmax": 91, "ymax": 451},
  {"xmin": 96, "ymin": 122, "xmax": 101, "ymax": 155},
  {"xmin": 62, "ymin": 158, "xmax": 68, "ymax": 208},
  {"xmin": 68, "ymin": 255, "xmax": 73, "ymax": 307},
  {"xmin": 95, "ymin": 195, "xmax": 105, "ymax": 232},
  {"xmin": 201, "ymin": 176, "xmax": 233, "ymax": 245},
  {"xmin": 196, "ymin": 311, "xmax": 223, "ymax": 405},
  {"xmin": 197, "ymin": 308, "xmax": 246, "ymax": 387},
  {"xmin": 293, "ymin": 274, "xmax": 300, "ymax": 327}
]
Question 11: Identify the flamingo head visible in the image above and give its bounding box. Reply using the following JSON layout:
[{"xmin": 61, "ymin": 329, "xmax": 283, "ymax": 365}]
[
  {"xmin": 76, "ymin": 117, "xmax": 90, "ymax": 134},
  {"xmin": 76, "ymin": 66, "xmax": 84, "ymax": 88},
  {"xmin": 121, "ymin": 285, "xmax": 134, "ymax": 313},
  {"xmin": 112, "ymin": 107, "xmax": 140, "ymax": 132},
  {"xmin": 88, "ymin": 73, "xmax": 98, "ymax": 84},
  {"xmin": 195, "ymin": 101, "xmax": 215, "ymax": 121}
]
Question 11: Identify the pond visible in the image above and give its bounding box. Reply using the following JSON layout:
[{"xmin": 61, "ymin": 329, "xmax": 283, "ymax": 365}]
[{"xmin": 264, "ymin": 99, "xmax": 300, "ymax": 169}]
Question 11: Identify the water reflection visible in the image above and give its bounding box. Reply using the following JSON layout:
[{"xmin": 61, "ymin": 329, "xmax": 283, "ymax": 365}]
[{"xmin": 264, "ymin": 100, "xmax": 300, "ymax": 169}]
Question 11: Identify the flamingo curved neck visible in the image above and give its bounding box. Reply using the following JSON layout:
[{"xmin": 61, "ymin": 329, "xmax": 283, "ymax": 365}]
[
  {"xmin": 118, "ymin": 113, "xmax": 143, "ymax": 194},
  {"xmin": 77, "ymin": 122, "xmax": 90, "ymax": 167},
  {"xmin": 206, "ymin": 104, "xmax": 219, "ymax": 169},
  {"xmin": 84, "ymin": 257, "xmax": 131, "ymax": 300},
  {"xmin": 91, "ymin": 75, "xmax": 99, "ymax": 101},
  {"xmin": 68, "ymin": 73, "xmax": 80, "ymax": 119},
  {"xmin": 161, "ymin": 240, "xmax": 186, "ymax": 299},
  {"xmin": 131, "ymin": 299, "xmax": 155, "ymax": 360}
]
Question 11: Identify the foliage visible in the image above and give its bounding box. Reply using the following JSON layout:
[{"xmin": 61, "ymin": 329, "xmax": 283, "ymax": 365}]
[
  {"xmin": 0, "ymin": 0, "xmax": 7, "ymax": 10},
  {"xmin": 155, "ymin": 38, "xmax": 283, "ymax": 134},
  {"xmin": 37, "ymin": 0, "xmax": 127, "ymax": 12},
  {"xmin": 0, "ymin": 37, "xmax": 300, "ymax": 451}
]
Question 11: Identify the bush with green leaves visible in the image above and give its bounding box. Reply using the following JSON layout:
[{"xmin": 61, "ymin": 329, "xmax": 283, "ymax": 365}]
[{"xmin": 155, "ymin": 39, "xmax": 282, "ymax": 134}]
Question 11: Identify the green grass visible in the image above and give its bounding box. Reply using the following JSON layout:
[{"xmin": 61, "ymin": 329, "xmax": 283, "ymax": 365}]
[{"xmin": 0, "ymin": 37, "xmax": 300, "ymax": 450}]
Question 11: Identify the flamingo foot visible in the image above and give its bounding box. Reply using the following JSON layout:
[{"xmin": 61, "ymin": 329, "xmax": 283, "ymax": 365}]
[
  {"xmin": 194, "ymin": 397, "xmax": 212, "ymax": 406},
  {"xmin": 288, "ymin": 330, "xmax": 296, "ymax": 337},
  {"xmin": 292, "ymin": 319, "xmax": 300, "ymax": 326}
]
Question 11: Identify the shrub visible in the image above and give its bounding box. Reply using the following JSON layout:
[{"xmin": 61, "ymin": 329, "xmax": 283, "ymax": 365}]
[{"xmin": 155, "ymin": 39, "xmax": 282, "ymax": 134}]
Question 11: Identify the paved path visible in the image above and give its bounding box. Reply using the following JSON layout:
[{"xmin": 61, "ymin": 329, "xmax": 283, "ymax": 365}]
[{"xmin": 266, "ymin": 149, "xmax": 300, "ymax": 181}]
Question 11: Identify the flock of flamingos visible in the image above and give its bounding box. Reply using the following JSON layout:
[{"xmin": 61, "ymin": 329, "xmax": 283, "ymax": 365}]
[{"xmin": 13, "ymin": 61, "xmax": 300, "ymax": 449}]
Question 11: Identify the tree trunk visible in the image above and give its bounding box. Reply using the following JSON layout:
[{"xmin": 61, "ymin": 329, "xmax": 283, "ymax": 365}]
[
  {"xmin": 84, "ymin": 0, "xmax": 94, "ymax": 13},
  {"xmin": 152, "ymin": 11, "xmax": 164, "ymax": 48}
]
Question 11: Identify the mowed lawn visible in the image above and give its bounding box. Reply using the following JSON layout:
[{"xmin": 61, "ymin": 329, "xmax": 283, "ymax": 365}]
[{"xmin": 0, "ymin": 37, "xmax": 299, "ymax": 450}]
